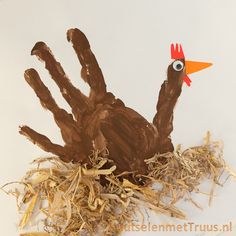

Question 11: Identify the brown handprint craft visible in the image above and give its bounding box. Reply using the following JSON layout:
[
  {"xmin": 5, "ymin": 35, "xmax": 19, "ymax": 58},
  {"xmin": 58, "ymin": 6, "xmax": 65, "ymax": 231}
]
[
  {"xmin": 20, "ymin": 28, "xmax": 212, "ymax": 177},
  {"xmin": 5, "ymin": 27, "xmax": 234, "ymax": 236}
]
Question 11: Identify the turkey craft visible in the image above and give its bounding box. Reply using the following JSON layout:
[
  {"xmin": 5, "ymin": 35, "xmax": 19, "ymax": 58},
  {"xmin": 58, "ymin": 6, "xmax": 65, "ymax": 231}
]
[
  {"xmin": 20, "ymin": 28, "xmax": 212, "ymax": 177},
  {"xmin": 4, "ymin": 28, "xmax": 234, "ymax": 236}
]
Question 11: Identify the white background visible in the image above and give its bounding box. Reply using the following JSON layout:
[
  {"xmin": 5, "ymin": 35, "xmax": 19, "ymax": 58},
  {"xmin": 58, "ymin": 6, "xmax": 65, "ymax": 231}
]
[{"xmin": 0, "ymin": 0, "xmax": 236, "ymax": 235}]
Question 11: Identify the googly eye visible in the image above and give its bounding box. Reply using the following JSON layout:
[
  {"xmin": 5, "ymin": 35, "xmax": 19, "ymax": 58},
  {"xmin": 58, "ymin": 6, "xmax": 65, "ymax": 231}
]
[{"xmin": 173, "ymin": 60, "xmax": 184, "ymax": 71}]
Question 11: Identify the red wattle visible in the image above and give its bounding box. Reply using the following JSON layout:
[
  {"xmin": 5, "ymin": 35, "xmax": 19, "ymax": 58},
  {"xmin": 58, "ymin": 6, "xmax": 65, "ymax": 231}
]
[{"xmin": 183, "ymin": 75, "xmax": 192, "ymax": 86}]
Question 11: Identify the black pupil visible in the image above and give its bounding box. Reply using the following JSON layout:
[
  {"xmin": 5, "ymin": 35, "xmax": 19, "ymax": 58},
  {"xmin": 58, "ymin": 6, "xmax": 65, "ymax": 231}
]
[{"xmin": 176, "ymin": 63, "xmax": 182, "ymax": 70}]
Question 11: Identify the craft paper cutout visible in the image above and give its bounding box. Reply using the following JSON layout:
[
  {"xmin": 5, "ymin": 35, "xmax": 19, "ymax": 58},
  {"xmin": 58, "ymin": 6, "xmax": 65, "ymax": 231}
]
[{"xmin": 171, "ymin": 43, "xmax": 212, "ymax": 86}]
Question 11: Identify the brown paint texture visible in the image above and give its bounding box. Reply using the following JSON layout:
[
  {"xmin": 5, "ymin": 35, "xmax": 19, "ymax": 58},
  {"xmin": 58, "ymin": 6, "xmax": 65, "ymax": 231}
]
[{"xmin": 19, "ymin": 28, "xmax": 183, "ymax": 176}]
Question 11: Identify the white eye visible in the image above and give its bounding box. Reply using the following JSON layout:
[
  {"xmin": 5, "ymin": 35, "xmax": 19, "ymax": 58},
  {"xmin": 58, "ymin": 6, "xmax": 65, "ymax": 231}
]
[{"xmin": 173, "ymin": 60, "xmax": 184, "ymax": 71}]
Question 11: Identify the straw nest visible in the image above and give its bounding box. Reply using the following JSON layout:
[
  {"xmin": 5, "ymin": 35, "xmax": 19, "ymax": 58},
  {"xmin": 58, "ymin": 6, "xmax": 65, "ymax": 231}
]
[{"xmin": 2, "ymin": 132, "xmax": 236, "ymax": 236}]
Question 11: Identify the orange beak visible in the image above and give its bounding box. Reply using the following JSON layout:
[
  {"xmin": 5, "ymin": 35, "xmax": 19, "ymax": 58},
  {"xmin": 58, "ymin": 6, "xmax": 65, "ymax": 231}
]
[{"xmin": 183, "ymin": 60, "xmax": 212, "ymax": 86}]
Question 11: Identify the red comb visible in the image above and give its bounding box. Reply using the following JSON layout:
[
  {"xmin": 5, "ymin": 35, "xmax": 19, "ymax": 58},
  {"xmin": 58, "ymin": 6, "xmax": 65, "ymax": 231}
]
[{"xmin": 171, "ymin": 43, "xmax": 185, "ymax": 59}]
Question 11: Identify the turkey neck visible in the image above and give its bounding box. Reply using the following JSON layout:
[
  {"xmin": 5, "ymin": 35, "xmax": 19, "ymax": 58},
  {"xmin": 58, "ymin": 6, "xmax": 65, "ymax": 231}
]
[{"xmin": 153, "ymin": 66, "xmax": 183, "ymax": 154}]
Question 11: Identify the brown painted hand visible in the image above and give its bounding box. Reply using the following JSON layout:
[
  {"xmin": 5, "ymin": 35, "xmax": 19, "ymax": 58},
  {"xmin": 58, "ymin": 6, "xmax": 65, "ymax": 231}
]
[{"xmin": 20, "ymin": 29, "xmax": 185, "ymax": 175}]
